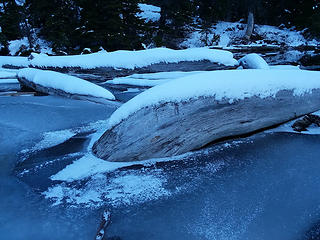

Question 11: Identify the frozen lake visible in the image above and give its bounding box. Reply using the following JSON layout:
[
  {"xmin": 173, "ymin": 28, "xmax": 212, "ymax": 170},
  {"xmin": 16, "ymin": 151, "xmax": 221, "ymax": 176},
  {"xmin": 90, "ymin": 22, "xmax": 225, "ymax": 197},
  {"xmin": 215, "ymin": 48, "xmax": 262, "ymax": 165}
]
[{"xmin": 1, "ymin": 93, "xmax": 320, "ymax": 240}]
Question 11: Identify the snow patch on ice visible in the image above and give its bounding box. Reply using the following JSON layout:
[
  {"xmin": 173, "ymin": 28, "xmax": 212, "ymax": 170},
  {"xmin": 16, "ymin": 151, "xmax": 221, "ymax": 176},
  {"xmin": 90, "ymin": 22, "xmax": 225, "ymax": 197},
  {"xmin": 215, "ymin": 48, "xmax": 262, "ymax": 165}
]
[
  {"xmin": 44, "ymin": 170, "xmax": 171, "ymax": 207},
  {"xmin": 31, "ymin": 129, "xmax": 76, "ymax": 152},
  {"xmin": 18, "ymin": 68, "xmax": 115, "ymax": 100},
  {"xmin": 107, "ymin": 69, "xmax": 320, "ymax": 129},
  {"xmin": 50, "ymin": 152, "xmax": 193, "ymax": 182}
]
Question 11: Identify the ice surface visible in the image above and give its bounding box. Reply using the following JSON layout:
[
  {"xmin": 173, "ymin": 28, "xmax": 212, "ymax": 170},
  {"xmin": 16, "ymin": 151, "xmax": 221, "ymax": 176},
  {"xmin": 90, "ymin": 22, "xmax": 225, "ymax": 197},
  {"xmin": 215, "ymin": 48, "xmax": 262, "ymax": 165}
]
[
  {"xmin": 29, "ymin": 48, "xmax": 238, "ymax": 69},
  {"xmin": 107, "ymin": 69, "xmax": 320, "ymax": 129},
  {"xmin": 18, "ymin": 68, "xmax": 115, "ymax": 100}
]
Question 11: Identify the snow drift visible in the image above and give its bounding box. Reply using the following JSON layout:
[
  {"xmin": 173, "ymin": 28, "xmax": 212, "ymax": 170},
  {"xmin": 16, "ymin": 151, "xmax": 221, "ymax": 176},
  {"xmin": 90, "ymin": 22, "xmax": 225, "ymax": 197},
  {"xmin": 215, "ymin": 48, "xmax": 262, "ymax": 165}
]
[
  {"xmin": 18, "ymin": 68, "xmax": 115, "ymax": 101},
  {"xmin": 93, "ymin": 69, "xmax": 320, "ymax": 162}
]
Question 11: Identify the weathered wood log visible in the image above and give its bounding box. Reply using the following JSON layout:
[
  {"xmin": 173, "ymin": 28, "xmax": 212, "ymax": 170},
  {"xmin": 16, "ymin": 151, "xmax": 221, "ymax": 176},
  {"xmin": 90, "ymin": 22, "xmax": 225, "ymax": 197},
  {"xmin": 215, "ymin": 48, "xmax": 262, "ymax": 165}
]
[
  {"xmin": 95, "ymin": 210, "xmax": 111, "ymax": 240},
  {"xmin": 33, "ymin": 60, "xmax": 238, "ymax": 82},
  {"xmin": 92, "ymin": 88, "xmax": 320, "ymax": 162},
  {"xmin": 292, "ymin": 114, "xmax": 320, "ymax": 132}
]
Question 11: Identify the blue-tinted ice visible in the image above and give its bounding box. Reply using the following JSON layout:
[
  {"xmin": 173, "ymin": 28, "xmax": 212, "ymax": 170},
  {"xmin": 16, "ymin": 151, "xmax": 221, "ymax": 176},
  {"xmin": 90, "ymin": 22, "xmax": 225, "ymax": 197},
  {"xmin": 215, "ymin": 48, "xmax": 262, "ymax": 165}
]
[{"xmin": 1, "ymin": 94, "xmax": 320, "ymax": 240}]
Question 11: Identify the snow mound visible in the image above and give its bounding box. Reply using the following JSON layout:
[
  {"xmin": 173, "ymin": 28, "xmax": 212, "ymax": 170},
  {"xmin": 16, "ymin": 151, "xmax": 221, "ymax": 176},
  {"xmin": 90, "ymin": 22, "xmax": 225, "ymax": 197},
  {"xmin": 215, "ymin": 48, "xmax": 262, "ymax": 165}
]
[
  {"xmin": 107, "ymin": 69, "xmax": 320, "ymax": 129},
  {"xmin": 18, "ymin": 68, "xmax": 115, "ymax": 100},
  {"xmin": 137, "ymin": 3, "xmax": 161, "ymax": 22},
  {"xmin": 239, "ymin": 53, "xmax": 269, "ymax": 69},
  {"xmin": 29, "ymin": 48, "xmax": 238, "ymax": 69}
]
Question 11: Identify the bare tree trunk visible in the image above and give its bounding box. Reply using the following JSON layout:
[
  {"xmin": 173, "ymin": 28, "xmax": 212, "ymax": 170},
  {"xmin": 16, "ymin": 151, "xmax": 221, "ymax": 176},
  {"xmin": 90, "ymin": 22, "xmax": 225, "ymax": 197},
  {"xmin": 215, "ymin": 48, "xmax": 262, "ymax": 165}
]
[{"xmin": 244, "ymin": 12, "xmax": 254, "ymax": 41}]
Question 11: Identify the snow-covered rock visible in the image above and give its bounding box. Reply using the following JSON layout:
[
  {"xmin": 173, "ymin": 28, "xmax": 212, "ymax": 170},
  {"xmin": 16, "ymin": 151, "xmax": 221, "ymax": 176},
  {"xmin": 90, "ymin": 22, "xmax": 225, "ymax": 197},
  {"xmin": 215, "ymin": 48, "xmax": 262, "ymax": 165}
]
[
  {"xmin": 239, "ymin": 53, "xmax": 269, "ymax": 69},
  {"xmin": 29, "ymin": 47, "xmax": 238, "ymax": 70},
  {"xmin": 18, "ymin": 68, "xmax": 115, "ymax": 101},
  {"xmin": 92, "ymin": 69, "xmax": 320, "ymax": 162}
]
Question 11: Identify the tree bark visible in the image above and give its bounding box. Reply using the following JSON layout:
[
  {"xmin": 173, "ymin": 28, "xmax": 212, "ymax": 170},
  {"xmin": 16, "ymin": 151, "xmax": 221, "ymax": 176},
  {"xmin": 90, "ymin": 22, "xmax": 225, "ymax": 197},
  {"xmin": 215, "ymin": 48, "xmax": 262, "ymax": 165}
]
[{"xmin": 244, "ymin": 12, "xmax": 254, "ymax": 41}]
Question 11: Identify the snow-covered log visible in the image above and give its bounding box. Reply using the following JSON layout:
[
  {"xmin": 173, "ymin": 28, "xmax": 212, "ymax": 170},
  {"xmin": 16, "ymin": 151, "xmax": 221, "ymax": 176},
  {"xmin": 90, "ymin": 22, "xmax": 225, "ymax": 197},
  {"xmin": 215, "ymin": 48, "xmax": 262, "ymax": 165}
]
[
  {"xmin": 18, "ymin": 68, "xmax": 115, "ymax": 102},
  {"xmin": 92, "ymin": 70, "xmax": 320, "ymax": 162},
  {"xmin": 239, "ymin": 53, "xmax": 269, "ymax": 69},
  {"xmin": 29, "ymin": 48, "xmax": 239, "ymax": 80}
]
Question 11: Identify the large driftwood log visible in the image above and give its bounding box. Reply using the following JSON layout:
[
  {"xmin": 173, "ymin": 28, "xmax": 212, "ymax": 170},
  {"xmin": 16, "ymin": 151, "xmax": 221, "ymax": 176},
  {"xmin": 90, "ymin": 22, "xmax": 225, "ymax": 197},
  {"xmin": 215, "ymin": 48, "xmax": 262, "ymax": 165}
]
[
  {"xmin": 92, "ymin": 89, "xmax": 320, "ymax": 162},
  {"xmin": 31, "ymin": 61, "xmax": 238, "ymax": 82},
  {"xmin": 17, "ymin": 76, "xmax": 120, "ymax": 106}
]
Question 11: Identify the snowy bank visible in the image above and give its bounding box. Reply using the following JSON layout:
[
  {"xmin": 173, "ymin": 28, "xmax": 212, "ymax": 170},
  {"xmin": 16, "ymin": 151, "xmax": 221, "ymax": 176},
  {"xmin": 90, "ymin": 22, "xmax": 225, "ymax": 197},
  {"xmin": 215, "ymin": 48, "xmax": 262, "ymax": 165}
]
[
  {"xmin": 18, "ymin": 68, "xmax": 115, "ymax": 101},
  {"xmin": 93, "ymin": 69, "xmax": 320, "ymax": 162},
  {"xmin": 29, "ymin": 48, "xmax": 238, "ymax": 70}
]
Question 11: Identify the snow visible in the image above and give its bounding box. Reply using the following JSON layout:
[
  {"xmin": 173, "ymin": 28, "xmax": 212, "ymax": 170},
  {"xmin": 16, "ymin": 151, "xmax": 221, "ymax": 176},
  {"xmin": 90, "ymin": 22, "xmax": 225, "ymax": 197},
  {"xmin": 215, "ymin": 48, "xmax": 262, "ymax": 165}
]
[
  {"xmin": 8, "ymin": 37, "xmax": 53, "ymax": 56},
  {"xmin": 30, "ymin": 129, "xmax": 76, "ymax": 152},
  {"xmin": 29, "ymin": 48, "xmax": 238, "ymax": 69},
  {"xmin": 137, "ymin": 3, "xmax": 161, "ymax": 22},
  {"xmin": 45, "ymin": 170, "xmax": 171, "ymax": 207},
  {"xmin": 0, "ymin": 56, "xmax": 29, "ymax": 68},
  {"xmin": 107, "ymin": 71, "xmax": 203, "ymax": 87},
  {"xmin": 0, "ymin": 79, "xmax": 19, "ymax": 84},
  {"xmin": 270, "ymin": 65, "xmax": 301, "ymax": 70},
  {"xmin": 18, "ymin": 68, "xmax": 115, "ymax": 100},
  {"xmin": 50, "ymin": 152, "xmax": 193, "ymax": 182},
  {"xmin": 181, "ymin": 21, "xmax": 318, "ymax": 48},
  {"xmin": 107, "ymin": 69, "xmax": 320, "ymax": 129},
  {"xmin": 0, "ymin": 71, "xmax": 17, "ymax": 79},
  {"xmin": 8, "ymin": 38, "xmax": 29, "ymax": 56},
  {"xmin": 239, "ymin": 53, "xmax": 270, "ymax": 69}
]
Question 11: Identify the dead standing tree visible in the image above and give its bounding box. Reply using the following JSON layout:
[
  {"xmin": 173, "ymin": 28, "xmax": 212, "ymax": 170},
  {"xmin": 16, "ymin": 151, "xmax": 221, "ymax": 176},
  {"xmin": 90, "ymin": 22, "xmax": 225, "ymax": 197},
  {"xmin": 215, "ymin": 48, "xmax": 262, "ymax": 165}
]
[{"xmin": 244, "ymin": 11, "xmax": 254, "ymax": 41}]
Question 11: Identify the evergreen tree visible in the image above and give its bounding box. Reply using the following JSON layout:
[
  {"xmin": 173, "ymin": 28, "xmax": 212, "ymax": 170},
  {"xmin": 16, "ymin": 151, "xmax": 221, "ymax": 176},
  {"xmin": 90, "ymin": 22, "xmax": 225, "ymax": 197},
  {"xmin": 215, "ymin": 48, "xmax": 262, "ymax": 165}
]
[
  {"xmin": 26, "ymin": 0, "xmax": 81, "ymax": 52},
  {"xmin": 0, "ymin": 1, "xmax": 23, "ymax": 41},
  {"xmin": 156, "ymin": 0, "xmax": 195, "ymax": 48}
]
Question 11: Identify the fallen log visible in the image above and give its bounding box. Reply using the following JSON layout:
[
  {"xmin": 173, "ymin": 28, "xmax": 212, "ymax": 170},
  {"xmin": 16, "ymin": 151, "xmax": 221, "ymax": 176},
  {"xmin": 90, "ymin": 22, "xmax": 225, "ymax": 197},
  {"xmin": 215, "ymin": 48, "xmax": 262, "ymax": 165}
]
[
  {"xmin": 92, "ymin": 70, "xmax": 320, "ymax": 162},
  {"xmin": 17, "ymin": 68, "xmax": 117, "ymax": 104}
]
